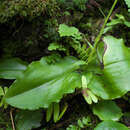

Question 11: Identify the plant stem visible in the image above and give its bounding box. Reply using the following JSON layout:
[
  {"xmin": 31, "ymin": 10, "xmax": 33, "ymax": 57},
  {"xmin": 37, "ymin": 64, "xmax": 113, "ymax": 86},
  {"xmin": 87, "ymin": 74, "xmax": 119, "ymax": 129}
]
[
  {"xmin": 10, "ymin": 109, "xmax": 15, "ymax": 130},
  {"xmin": 87, "ymin": 0, "xmax": 118, "ymax": 64},
  {"xmin": 94, "ymin": 0, "xmax": 118, "ymax": 47}
]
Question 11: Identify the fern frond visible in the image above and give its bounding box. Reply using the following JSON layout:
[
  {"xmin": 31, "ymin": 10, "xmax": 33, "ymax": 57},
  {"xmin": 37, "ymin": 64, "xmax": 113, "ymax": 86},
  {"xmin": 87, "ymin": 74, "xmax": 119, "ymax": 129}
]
[{"xmin": 70, "ymin": 41, "xmax": 91, "ymax": 62}]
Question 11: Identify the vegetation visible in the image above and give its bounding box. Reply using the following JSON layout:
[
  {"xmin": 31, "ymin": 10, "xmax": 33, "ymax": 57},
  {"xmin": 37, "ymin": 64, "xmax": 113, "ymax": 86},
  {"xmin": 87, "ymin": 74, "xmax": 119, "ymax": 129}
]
[{"xmin": 0, "ymin": 0, "xmax": 130, "ymax": 129}]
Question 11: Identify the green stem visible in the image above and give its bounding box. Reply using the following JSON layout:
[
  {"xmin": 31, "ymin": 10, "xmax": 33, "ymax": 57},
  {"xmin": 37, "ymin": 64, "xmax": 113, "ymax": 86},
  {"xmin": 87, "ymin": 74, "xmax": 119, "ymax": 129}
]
[
  {"xmin": 82, "ymin": 34, "xmax": 93, "ymax": 49},
  {"xmin": 87, "ymin": 0, "xmax": 118, "ymax": 64},
  {"xmin": 94, "ymin": 0, "xmax": 118, "ymax": 47},
  {"xmin": 98, "ymin": 7, "xmax": 106, "ymax": 18}
]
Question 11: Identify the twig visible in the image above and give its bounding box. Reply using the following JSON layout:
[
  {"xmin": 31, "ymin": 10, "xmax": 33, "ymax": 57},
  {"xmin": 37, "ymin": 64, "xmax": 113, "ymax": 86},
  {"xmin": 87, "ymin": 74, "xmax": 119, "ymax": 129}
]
[{"xmin": 10, "ymin": 109, "xmax": 15, "ymax": 130}]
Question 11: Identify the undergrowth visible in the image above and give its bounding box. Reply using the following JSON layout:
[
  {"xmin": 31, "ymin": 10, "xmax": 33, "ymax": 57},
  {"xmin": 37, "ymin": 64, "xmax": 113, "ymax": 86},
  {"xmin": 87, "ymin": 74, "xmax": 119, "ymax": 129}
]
[{"xmin": 0, "ymin": 0, "xmax": 130, "ymax": 130}]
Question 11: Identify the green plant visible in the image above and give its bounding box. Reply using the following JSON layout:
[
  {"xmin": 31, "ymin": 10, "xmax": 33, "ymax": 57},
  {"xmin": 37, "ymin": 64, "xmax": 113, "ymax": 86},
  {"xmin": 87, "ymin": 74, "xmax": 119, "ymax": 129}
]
[
  {"xmin": 93, "ymin": 101, "xmax": 123, "ymax": 121},
  {"xmin": 124, "ymin": 0, "xmax": 130, "ymax": 12},
  {"xmin": 57, "ymin": 0, "xmax": 88, "ymax": 11},
  {"xmin": 0, "ymin": 86, "xmax": 8, "ymax": 108},
  {"xmin": 4, "ymin": 56, "xmax": 85, "ymax": 109},
  {"xmin": 15, "ymin": 110, "xmax": 42, "ymax": 130},
  {"xmin": 107, "ymin": 14, "xmax": 130, "ymax": 27},
  {"xmin": 58, "ymin": 24, "xmax": 91, "ymax": 61},
  {"xmin": 104, "ymin": 14, "xmax": 130, "ymax": 34},
  {"xmin": 0, "ymin": 0, "xmax": 129, "ymax": 129},
  {"xmin": 94, "ymin": 120, "xmax": 129, "ymax": 130},
  {"xmin": 66, "ymin": 116, "xmax": 91, "ymax": 130},
  {"xmin": 92, "ymin": 100, "xmax": 129, "ymax": 129},
  {"xmin": 82, "ymin": 75, "xmax": 98, "ymax": 104},
  {"xmin": 46, "ymin": 102, "xmax": 68, "ymax": 123},
  {"xmin": 0, "ymin": 0, "xmax": 50, "ymax": 23},
  {"xmin": 48, "ymin": 42, "xmax": 66, "ymax": 51}
]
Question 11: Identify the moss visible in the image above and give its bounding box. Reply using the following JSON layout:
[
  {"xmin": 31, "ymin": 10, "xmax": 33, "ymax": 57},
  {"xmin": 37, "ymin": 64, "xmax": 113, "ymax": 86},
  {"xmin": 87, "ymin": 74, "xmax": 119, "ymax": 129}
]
[{"xmin": 0, "ymin": 0, "xmax": 51, "ymax": 23}]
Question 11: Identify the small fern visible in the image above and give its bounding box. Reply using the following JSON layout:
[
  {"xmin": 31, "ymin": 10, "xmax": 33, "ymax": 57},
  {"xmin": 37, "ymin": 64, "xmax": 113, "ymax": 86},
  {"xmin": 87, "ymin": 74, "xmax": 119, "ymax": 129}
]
[
  {"xmin": 69, "ymin": 40, "xmax": 91, "ymax": 62},
  {"xmin": 58, "ymin": 24, "xmax": 91, "ymax": 62},
  {"xmin": 45, "ymin": 53, "xmax": 62, "ymax": 64},
  {"xmin": 66, "ymin": 116, "xmax": 91, "ymax": 130},
  {"xmin": 48, "ymin": 42, "xmax": 66, "ymax": 51}
]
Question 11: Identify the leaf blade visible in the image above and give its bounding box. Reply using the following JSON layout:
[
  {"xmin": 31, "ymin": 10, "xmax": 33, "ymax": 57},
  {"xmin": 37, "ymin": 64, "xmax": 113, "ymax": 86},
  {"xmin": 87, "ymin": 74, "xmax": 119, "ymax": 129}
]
[
  {"xmin": 93, "ymin": 101, "xmax": 123, "ymax": 121},
  {"xmin": 94, "ymin": 121, "xmax": 129, "ymax": 130},
  {"xmin": 0, "ymin": 58, "xmax": 28, "ymax": 79},
  {"xmin": 5, "ymin": 56, "xmax": 85, "ymax": 109},
  {"xmin": 88, "ymin": 36, "xmax": 130, "ymax": 99}
]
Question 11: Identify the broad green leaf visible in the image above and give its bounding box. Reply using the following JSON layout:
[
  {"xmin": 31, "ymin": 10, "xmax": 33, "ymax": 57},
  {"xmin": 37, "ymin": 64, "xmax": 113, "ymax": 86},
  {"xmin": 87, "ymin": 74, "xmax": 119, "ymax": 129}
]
[
  {"xmin": 94, "ymin": 121, "xmax": 129, "ymax": 130},
  {"xmin": 5, "ymin": 56, "xmax": 85, "ymax": 109},
  {"xmin": 93, "ymin": 101, "xmax": 123, "ymax": 121},
  {"xmin": 15, "ymin": 110, "xmax": 42, "ymax": 130},
  {"xmin": 0, "ymin": 58, "xmax": 28, "ymax": 79},
  {"xmin": 88, "ymin": 36, "xmax": 130, "ymax": 99}
]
